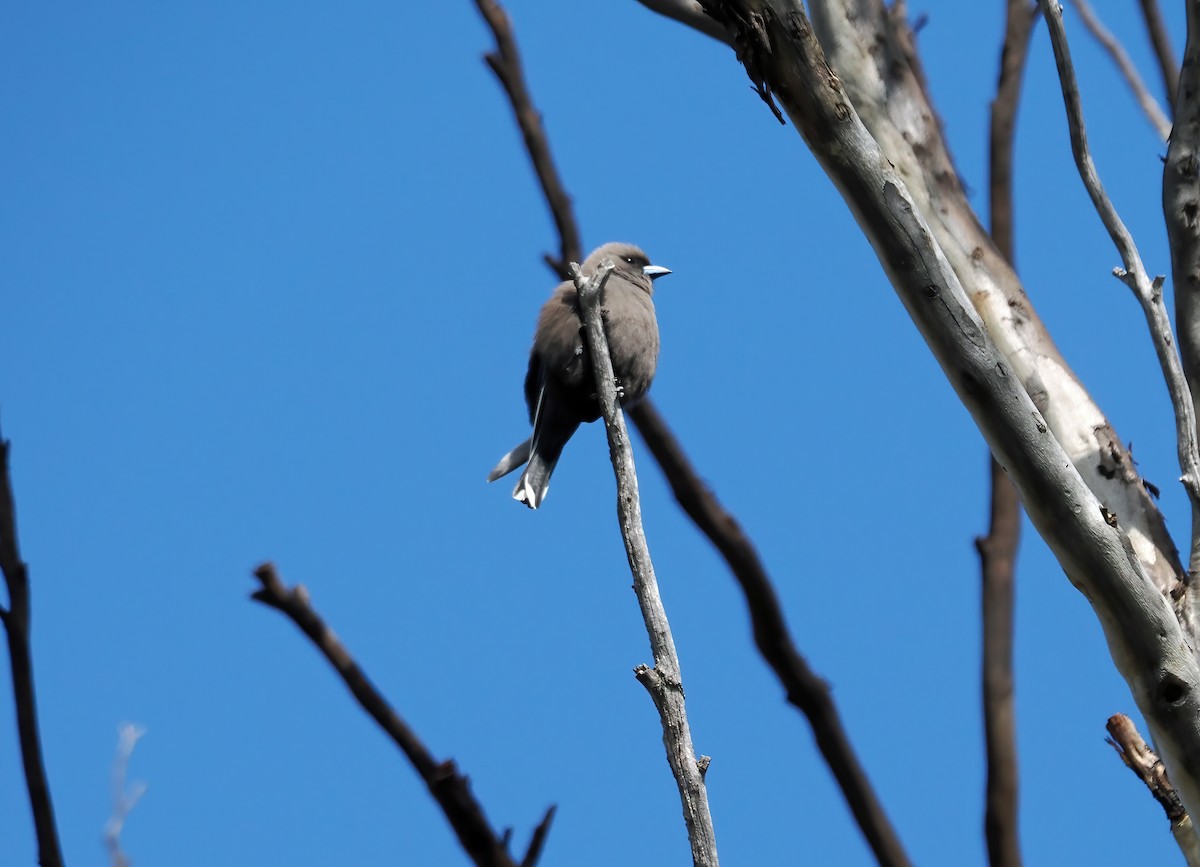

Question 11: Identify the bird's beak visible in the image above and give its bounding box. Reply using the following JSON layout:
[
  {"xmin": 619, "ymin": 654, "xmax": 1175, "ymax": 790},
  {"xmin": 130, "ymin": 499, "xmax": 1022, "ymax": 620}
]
[{"xmin": 643, "ymin": 265, "xmax": 672, "ymax": 280}]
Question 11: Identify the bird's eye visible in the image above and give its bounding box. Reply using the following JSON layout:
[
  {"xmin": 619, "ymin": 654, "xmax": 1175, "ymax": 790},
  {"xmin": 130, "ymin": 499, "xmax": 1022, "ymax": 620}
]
[{"xmin": 624, "ymin": 256, "xmax": 635, "ymax": 264}]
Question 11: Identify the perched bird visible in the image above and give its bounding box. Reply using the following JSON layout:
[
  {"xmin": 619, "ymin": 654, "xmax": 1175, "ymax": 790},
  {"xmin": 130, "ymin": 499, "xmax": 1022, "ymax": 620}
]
[{"xmin": 489, "ymin": 242, "xmax": 670, "ymax": 509}]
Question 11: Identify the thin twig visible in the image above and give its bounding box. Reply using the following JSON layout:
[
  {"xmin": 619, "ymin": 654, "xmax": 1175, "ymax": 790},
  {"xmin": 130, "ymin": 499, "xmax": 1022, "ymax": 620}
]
[
  {"xmin": 572, "ymin": 261, "xmax": 719, "ymax": 867},
  {"xmin": 1039, "ymin": 0, "xmax": 1200, "ymax": 577},
  {"xmin": 977, "ymin": 4, "xmax": 1035, "ymax": 865},
  {"xmin": 103, "ymin": 722, "xmax": 147, "ymax": 867},
  {"xmin": 629, "ymin": 401, "xmax": 912, "ymax": 867},
  {"xmin": 251, "ymin": 563, "xmax": 551, "ymax": 867},
  {"xmin": 1106, "ymin": 714, "xmax": 1200, "ymax": 865},
  {"xmin": 473, "ymin": 0, "xmax": 582, "ymax": 276},
  {"xmin": 1066, "ymin": 0, "xmax": 1171, "ymax": 141},
  {"xmin": 1137, "ymin": 0, "xmax": 1181, "ymax": 111},
  {"xmin": 0, "ymin": 435, "xmax": 65, "ymax": 867}
]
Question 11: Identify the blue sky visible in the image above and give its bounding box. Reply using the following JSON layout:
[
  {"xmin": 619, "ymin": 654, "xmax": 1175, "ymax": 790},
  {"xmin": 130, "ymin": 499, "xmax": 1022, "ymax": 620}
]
[{"xmin": 0, "ymin": 2, "xmax": 1189, "ymax": 865}]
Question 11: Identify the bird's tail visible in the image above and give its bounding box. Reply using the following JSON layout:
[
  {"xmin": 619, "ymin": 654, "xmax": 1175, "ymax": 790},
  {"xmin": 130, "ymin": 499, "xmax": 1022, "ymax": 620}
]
[
  {"xmin": 487, "ymin": 438, "xmax": 532, "ymax": 482},
  {"xmin": 513, "ymin": 450, "xmax": 553, "ymax": 509},
  {"xmin": 511, "ymin": 403, "xmax": 576, "ymax": 506}
]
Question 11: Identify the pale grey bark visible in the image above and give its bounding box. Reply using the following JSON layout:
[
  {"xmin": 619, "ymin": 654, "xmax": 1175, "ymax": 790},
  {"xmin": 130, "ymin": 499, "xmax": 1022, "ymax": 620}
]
[
  {"xmin": 643, "ymin": 0, "xmax": 1200, "ymax": 840},
  {"xmin": 571, "ymin": 262, "xmax": 719, "ymax": 867},
  {"xmin": 806, "ymin": 0, "xmax": 1186, "ymax": 608}
]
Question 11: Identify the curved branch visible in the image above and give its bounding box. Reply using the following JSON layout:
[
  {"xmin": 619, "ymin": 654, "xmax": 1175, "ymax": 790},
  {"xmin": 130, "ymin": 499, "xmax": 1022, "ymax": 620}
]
[
  {"xmin": 251, "ymin": 563, "xmax": 551, "ymax": 867},
  {"xmin": 0, "ymin": 435, "xmax": 64, "ymax": 867},
  {"xmin": 1067, "ymin": 0, "xmax": 1171, "ymax": 141},
  {"xmin": 474, "ymin": 0, "xmax": 582, "ymax": 275},
  {"xmin": 572, "ymin": 262, "xmax": 720, "ymax": 867}
]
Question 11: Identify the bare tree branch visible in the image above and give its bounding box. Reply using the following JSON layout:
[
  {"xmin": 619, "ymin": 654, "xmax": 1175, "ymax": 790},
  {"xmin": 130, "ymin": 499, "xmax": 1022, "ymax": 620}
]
[
  {"xmin": 629, "ymin": 401, "xmax": 912, "ymax": 867},
  {"xmin": 0, "ymin": 434, "xmax": 64, "ymax": 867},
  {"xmin": 103, "ymin": 722, "xmax": 147, "ymax": 867},
  {"xmin": 978, "ymin": 6, "xmax": 1036, "ymax": 862},
  {"xmin": 801, "ymin": 0, "xmax": 1187, "ymax": 609},
  {"xmin": 251, "ymin": 563, "xmax": 551, "ymax": 867},
  {"xmin": 977, "ymin": 457, "xmax": 1022, "ymax": 867},
  {"xmin": 1039, "ymin": 0, "xmax": 1200, "ymax": 578},
  {"xmin": 1066, "ymin": 0, "xmax": 1171, "ymax": 141},
  {"xmin": 1137, "ymin": 0, "xmax": 1181, "ymax": 111},
  {"xmin": 571, "ymin": 261, "xmax": 719, "ymax": 867},
  {"xmin": 1106, "ymin": 714, "xmax": 1200, "ymax": 865},
  {"xmin": 473, "ymin": 0, "xmax": 582, "ymax": 276},
  {"xmin": 1167, "ymin": 2, "xmax": 1200, "ymax": 591}
]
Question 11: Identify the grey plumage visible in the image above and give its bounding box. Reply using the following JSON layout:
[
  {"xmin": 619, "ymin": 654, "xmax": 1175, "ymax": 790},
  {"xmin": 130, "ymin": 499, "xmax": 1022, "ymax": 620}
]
[{"xmin": 488, "ymin": 242, "xmax": 669, "ymax": 509}]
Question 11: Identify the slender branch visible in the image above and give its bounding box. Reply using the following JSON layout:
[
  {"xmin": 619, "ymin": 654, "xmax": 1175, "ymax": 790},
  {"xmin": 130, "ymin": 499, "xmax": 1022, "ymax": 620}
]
[
  {"xmin": 1066, "ymin": 0, "xmax": 1171, "ymax": 141},
  {"xmin": 473, "ymin": 0, "xmax": 582, "ymax": 276},
  {"xmin": 1039, "ymin": 0, "xmax": 1200, "ymax": 576},
  {"xmin": 629, "ymin": 401, "xmax": 912, "ymax": 867},
  {"xmin": 1137, "ymin": 0, "xmax": 1181, "ymax": 111},
  {"xmin": 103, "ymin": 722, "xmax": 147, "ymax": 867},
  {"xmin": 1167, "ymin": 2, "xmax": 1200, "ymax": 589},
  {"xmin": 1106, "ymin": 714, "xmax": 1200, "ymax": 865},
  {"xmin": 0, "ymin": 435, "xmax": 64, "ymax": 867},
  {"xmin": 976, "ymin": 459, "xmax": 1022, "ymax": 867},
  {"xmin": 571, "ymin": 261, "xmax": 719, "ymax": 867},
  {"xmin": 977, "ymin": 6, "xmax": 1035, "ymax": 862},
  {"xmin": 251, "ymin": 563, "xmax": 550, "ymax": 867}
]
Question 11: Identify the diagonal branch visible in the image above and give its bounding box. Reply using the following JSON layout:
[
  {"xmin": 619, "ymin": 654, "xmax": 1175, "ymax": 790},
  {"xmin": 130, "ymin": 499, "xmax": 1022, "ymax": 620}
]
[
  {"xmin": 1137, "ymin": 0, "xmax": 1181, "ymax": 111},
  {"xmin": 978, "ymin": 6, "xmax": 1035, "ymax": 863},
  {"xmin": 629, "ymin": 401, "xmax": 912, "ymax": 867},
  {"xmin": 473, "ymin": 0, "xmax": 582, "ymax": 276},
  {"xmin": 0, "ymin": 434, "xmax": 64, "ymax": 867},
  {"xmin": 1106, "ymin": 714, "xmax": 1200, "ymax": 865},
  {"xmin": 1066, "ymin": 0, "xmax": 1171, "ymax": 141},
  {"xmin": 251, "ymin": 563, "xmax": 552, "ymax": 867},
  {"xmin": 572, "ymin": 261, "xmax": 720, "ymax": 867},
  {"xmin": 799, "ymin": 0, "xmax": 1187, "ymax": 607},
  {"xmin": 1039, "ymin": 0, "xmax": 1200, "ymax": 579}
]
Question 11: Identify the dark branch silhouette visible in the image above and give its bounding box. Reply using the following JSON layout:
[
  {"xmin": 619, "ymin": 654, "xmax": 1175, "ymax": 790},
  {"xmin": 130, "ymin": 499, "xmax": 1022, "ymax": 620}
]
[
  {"xmin": 977, "ymin": 4, "xmax": 1035, "ymax": 865},
  {"xmin": 0, "ymin": 434, "xmax": 65, "ymax": 867},
  {"xmin": 475, "ymin": 2, "xmax": 909, "ymax": 863},
  {"xmin": 251, "ymin": 563, "xmax": 552, "ymax": 867},
  {"xmin": 630, "ymin": 401, "xmax": 911, "ymax": 867},
  {"xmin": 473, "ymin": 0, "xmax": 582, "ymax": 276}
]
